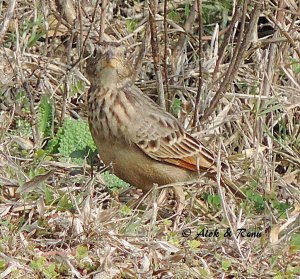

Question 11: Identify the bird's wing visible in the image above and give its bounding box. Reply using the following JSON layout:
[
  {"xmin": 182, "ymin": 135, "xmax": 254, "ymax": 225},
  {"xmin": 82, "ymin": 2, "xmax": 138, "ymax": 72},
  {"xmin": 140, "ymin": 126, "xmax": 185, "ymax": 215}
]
[
  {"xmin": 121, "ymin": 85, "xmax": 246, "ymax": 198},
  {"xmin": 125, "ymin": 88, "xmax": 218, "ymax": 173}
]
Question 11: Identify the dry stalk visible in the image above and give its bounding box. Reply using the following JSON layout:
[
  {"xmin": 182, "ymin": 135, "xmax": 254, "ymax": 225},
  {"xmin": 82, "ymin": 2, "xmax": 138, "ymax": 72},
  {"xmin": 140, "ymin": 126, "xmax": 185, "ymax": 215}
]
[
  {"xmin": 99, "ymin": 0, "xmax": 108, "ymax": 43},
  {"xmin": 0, "ymin": 0, "xmax": 16, "ymax": 45},
  {"xmin": 201, "ymin": 2, "xmax": 262, "ymax": 122},
  {"xmin": 266, "ymin": 12, "xmax": 300, "ymax": 59},
  {"xmin": 192, "ymin": 0, "xmax": 203, "ymax": 130},
  {"xmin": 148, "ymin": 0, "xmax": 165, "ymax": 109},
  {"xmin": 72, "ymin": 0, "xmax": 101, "ymax": 68},
  {"xmin": 212, "ymin": 0, "xmax": 243, "ymax": 81},
  {"xmin": 172, "ymin": 0, "xmax": 198, "ymax": 66},
  {"xmin": 131, "ymin": 21, "xmax": 150, "ymax": 82},
  {"xmin": 163, "ymin": 0, "xmax": 170, "ymax": 111},
  {"xmin": 22, "ymin": 81, "xmax": 40, "ymax": 146}
]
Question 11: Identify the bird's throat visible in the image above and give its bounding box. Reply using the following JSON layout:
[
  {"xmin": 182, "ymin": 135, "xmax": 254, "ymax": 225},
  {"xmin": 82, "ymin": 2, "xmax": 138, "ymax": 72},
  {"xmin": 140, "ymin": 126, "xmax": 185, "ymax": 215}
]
[{"xmin": 98, "ymin": 67, "xmax": 119, "ymax": 89}]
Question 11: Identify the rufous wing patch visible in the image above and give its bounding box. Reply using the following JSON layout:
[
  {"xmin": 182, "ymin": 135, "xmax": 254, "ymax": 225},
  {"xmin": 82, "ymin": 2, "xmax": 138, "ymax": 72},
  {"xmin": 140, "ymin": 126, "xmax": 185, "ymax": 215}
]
[{"xmin": 163, "ymin": 154, "xmax": 215, "ymax": 172}]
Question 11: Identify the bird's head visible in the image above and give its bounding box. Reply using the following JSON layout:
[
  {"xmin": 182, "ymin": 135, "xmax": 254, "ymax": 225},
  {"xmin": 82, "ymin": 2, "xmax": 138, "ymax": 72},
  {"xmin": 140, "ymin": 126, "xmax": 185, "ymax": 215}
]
[{"xmin": 86, "ymin": 44, "xmax": 132, "ymax": 88}]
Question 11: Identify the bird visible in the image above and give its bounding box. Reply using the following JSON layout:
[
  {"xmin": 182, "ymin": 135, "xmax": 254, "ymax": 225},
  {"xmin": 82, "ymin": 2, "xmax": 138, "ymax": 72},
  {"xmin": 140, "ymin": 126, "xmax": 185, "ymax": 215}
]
[{"xmin": 86, "ymin": 44, "xmax": 245, "ymax": 209}]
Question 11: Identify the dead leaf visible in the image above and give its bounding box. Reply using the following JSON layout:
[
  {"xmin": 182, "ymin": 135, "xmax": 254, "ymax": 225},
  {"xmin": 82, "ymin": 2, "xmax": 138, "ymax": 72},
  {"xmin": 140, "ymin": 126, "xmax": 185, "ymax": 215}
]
[
  {"xmin": 281, "ymin": 170, "xmax": 299, "ymax": 184},
  {"xmin": 36, "ymin": 196, "xmax": 45, "ymax": 216},
  {"xmin": 11, "ymin": 136, "xmax": 33, "ymax": 150},
  {"xmin": 0, "ymin": 205, "xmax": 12, "ymax": 217},
  {"xmin": 154, "ymin": 240, "xmax": 180, "ymax": 253},
  {"xmin": 16, "ymin": 170, "xmax": 54, "ymax": 194},
  {"xmin": 0, "ymin": 176, "xmax": 19, "ymax": 187},
  {"xmin": 242, "ymin": 146, "xmax": 267, "ymax": 158},
  {"xmin": 270, "ymin": 224, "xmax": 280, "ymax": 244}
]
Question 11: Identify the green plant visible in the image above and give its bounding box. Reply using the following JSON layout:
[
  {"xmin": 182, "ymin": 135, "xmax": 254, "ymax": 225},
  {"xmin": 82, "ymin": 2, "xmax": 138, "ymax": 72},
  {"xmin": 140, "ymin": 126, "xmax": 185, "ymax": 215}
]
[
  {"xmin": 201, "ymin": 193, "xmax": 221, "ymax": 211},
  {"xmin": 22, "ymin": 14, "xmax": 45, "ymax": 48},
  {"xmin": 38, "ymin": 95, "xmax": 53, "ymax": 139},
  {"xmin": 187, "ymin": 239, "xmax": 201, "ymax": 252},
  {"xmin": 71, "ymin": 80, "xmax": 84, "ymax": 96},
  {"xmin": 47, "ymin": 118, "xmax": 96, "ymax": 164},
  {"xmin": 203, "ymin": 0, "xmax": 232, "ymax": 31},
  {"xmin": 119, "ymin": 204, "xmax": 132, "ymax": 216},
  {"xmin": 102, "ymin": 171, "xmax": 130, "ymax": 190},
  {"xmin": 75, "ymin": 245, "xmax": 95, "ymax": 271},
  {"xmin": 30, "ymin": 256, "xmax": 58, "ymax": 279},
  {"xmin": 126, "ymin": 19, "xmax": 138, "ymax": 33},
  {"xmin": 170, "ymin": 97, "xmax": 181, "ymax": 116},
  {"xmin": 245, "ymin": 178, "xmax": 265, "ymax": 213},
  {"xmin": 75, "ymin": 245, "xmax": 88, "ymax": 261},
  {"xmin": 291, "ymin": 59, "xmax": 300, "ymax": 74},
  {"xmin": 57, "ymin": 194, "xmax": 74, "ymax": 211},
  {"xmin": 221, "ymin": 259, "xmax": 232, "ymax": 271}
]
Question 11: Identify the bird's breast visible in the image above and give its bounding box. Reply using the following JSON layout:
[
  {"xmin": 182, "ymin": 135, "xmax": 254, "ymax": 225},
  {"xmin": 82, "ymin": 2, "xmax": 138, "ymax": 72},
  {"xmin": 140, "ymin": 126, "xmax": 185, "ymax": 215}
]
[{"xmin": 88, "ymin": 85, "xmax": 136, "ymax": 142}]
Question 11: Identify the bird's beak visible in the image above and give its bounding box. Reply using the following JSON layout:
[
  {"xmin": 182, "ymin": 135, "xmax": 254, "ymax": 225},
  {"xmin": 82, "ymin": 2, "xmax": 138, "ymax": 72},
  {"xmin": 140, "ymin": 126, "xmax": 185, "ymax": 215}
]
[
  {"xmin": 103, "ymin": 49, "xmax": 118, "ymax": 68},
  {"xmin": 105, "ymin": 49, "xmax": 114, "ymax": 61}
]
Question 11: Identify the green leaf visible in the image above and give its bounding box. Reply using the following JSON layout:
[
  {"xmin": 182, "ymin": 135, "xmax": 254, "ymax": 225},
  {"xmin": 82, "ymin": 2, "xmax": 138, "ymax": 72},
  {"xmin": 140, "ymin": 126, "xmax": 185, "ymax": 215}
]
[
  {"xmin": 198, "ymin": 268, "xmax": 209, "ymax": 277},
  {"xmin": 30, "ymin": 256, "xmax": 46, "ymax": 271},
  {"xmin": 258, "ymin": 103, "xmax": 282, "ymax": 116},
  {"xmin": 43, "ymin": 263, "xmax": 58, "ymax": 279},
  {"xmin": 119, "ymin": 204, "xmax": 132, "ymax": 216},
  {"xmin": 187, "ymin": 240, "xmax": 201, "ymax": 251},
  {"xmin": 184, "ymin": 4, "xmax": 190, "ymax": 20},
  {"xmin": 44, "ymin": 186, "xmax": 54, "ymax": 205},
  {"xmin": 75, "ymin": 245, "xmax": 88, "ymax": 260},
  {"xmin": 35, "ymin": 149, "xmax": 46, "ymax": 161},
  {"xmin": 171, "ymin": 97, "xmax": 181, "ymax": 116},
  {"xmin": 207, "ymin": 194, "xmax": 220, "ymax": 209},
  {"xmin": 57, "ymin": 195, "xmax": 73, "ymax": 211},
  {"xmin": 0, "ymin": 260, "xmax": 6, "ymax": 271},
  {"xmin": 290, "ymin": 266, "xmax": 300, "ymax": 275},
  {"xmin": 291, "ymin": 234, "xmax": 300, "ymax": 250},
  {"xmin": 221, "ymin": 259, "xmax": 232, "ymax": 270},
  {"xmin": 291, "ymin": 59, "xmax": 300, "ymax": 74},
  {"xmin": 71, "ymin": 80, "xmax": 84, "ymax": 96},
  {"xmin": 102, "ymin": 171, "xmax": 130, "ymax": 190},
  {"xmin": 270, "ymin": 255, "xmax": 277, "ymax": 268},
  {"xmin": 52, "ymin": 118, "xmax": 96, "ymax": 164},
  {"xmin": 167, "ymin": 10, "xmax": 181, "ymax": 22},
  {"xmin": 126, "ymin": 19, "xmax": 138, "ymax": 32},
  {"xmin": 38, "ymin": 95, "xmax": 53, "ymax": 139}
]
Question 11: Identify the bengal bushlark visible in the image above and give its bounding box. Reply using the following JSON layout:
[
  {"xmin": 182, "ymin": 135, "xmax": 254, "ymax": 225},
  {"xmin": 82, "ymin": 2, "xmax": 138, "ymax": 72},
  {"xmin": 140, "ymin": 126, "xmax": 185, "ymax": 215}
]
[{"xmin": 86, "ymin": 45, "xmax": 244, "ymax": 202}]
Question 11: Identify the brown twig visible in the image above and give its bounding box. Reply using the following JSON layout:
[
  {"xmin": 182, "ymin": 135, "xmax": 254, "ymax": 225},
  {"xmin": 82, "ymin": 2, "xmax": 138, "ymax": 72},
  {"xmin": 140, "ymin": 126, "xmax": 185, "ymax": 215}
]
[
  {"xmin": 201, "ymin": 2, "xmax": 262, "ymax": 122},
  {"xmin": 266, "ymin": 12, "xmax": 300, "ymax": 59},
  {"xmin": 78, "ymin": 0, "xmax": 84, "ymax": 58},
  {"xmin": 192, "ymin": 0, "xmax": 203, "ymax": 129},
  {"xmin": 148, "ymin": 0, "xmax": 165, "ymax": 110},
  {"xmin": 212, "ymin": 1, "xmax": 242, "ymax": 81},
  {"xmin": 131, "ymin": 21, "xmax": 150, "ymax": 82},
  {"xmin": 99, "ymin": 0, "xmax": 108, "ymax": 43},
  {"xmin": 0, "ymin": 0, "xmax": 16, "ymax": 45},
  {"xmin": 23, "ymin": 82, "xmax": 40, "ymax": 146},
  {"xmin": 71, "ymin": 0, "xmax": 101, "ymax": 68},
  {"xmin": 59, "ymin": 76, "xmax": 69, "ymax": 127},
  {"xmin": 163, "ymin": 0, "xmax": 170, "ymax": 111},
  {"xmin": 172, "ymin": 1, "xmax": 198, "ymax": 63}
]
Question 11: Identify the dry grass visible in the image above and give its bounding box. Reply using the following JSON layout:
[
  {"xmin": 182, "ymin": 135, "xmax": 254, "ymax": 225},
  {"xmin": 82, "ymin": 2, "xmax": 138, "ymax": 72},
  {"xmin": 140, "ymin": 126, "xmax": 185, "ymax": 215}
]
[{"xmin": 0, "ymin": 0, "xmax": 299, "ymax": 278}]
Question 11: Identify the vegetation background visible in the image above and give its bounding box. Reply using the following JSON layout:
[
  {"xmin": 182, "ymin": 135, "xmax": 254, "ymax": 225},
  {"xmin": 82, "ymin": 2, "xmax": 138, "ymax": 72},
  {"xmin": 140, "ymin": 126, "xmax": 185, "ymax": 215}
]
[{"xmin": 0, "ymin": 0, "xmax": 299, "ymax": 278}]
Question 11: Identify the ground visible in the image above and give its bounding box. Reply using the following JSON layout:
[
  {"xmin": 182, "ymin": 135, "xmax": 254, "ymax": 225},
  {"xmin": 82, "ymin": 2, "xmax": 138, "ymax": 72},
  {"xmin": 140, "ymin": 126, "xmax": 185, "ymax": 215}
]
[{"xmin": 0, "ymin": 0, "xmax": 299, "ymax": 278}]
